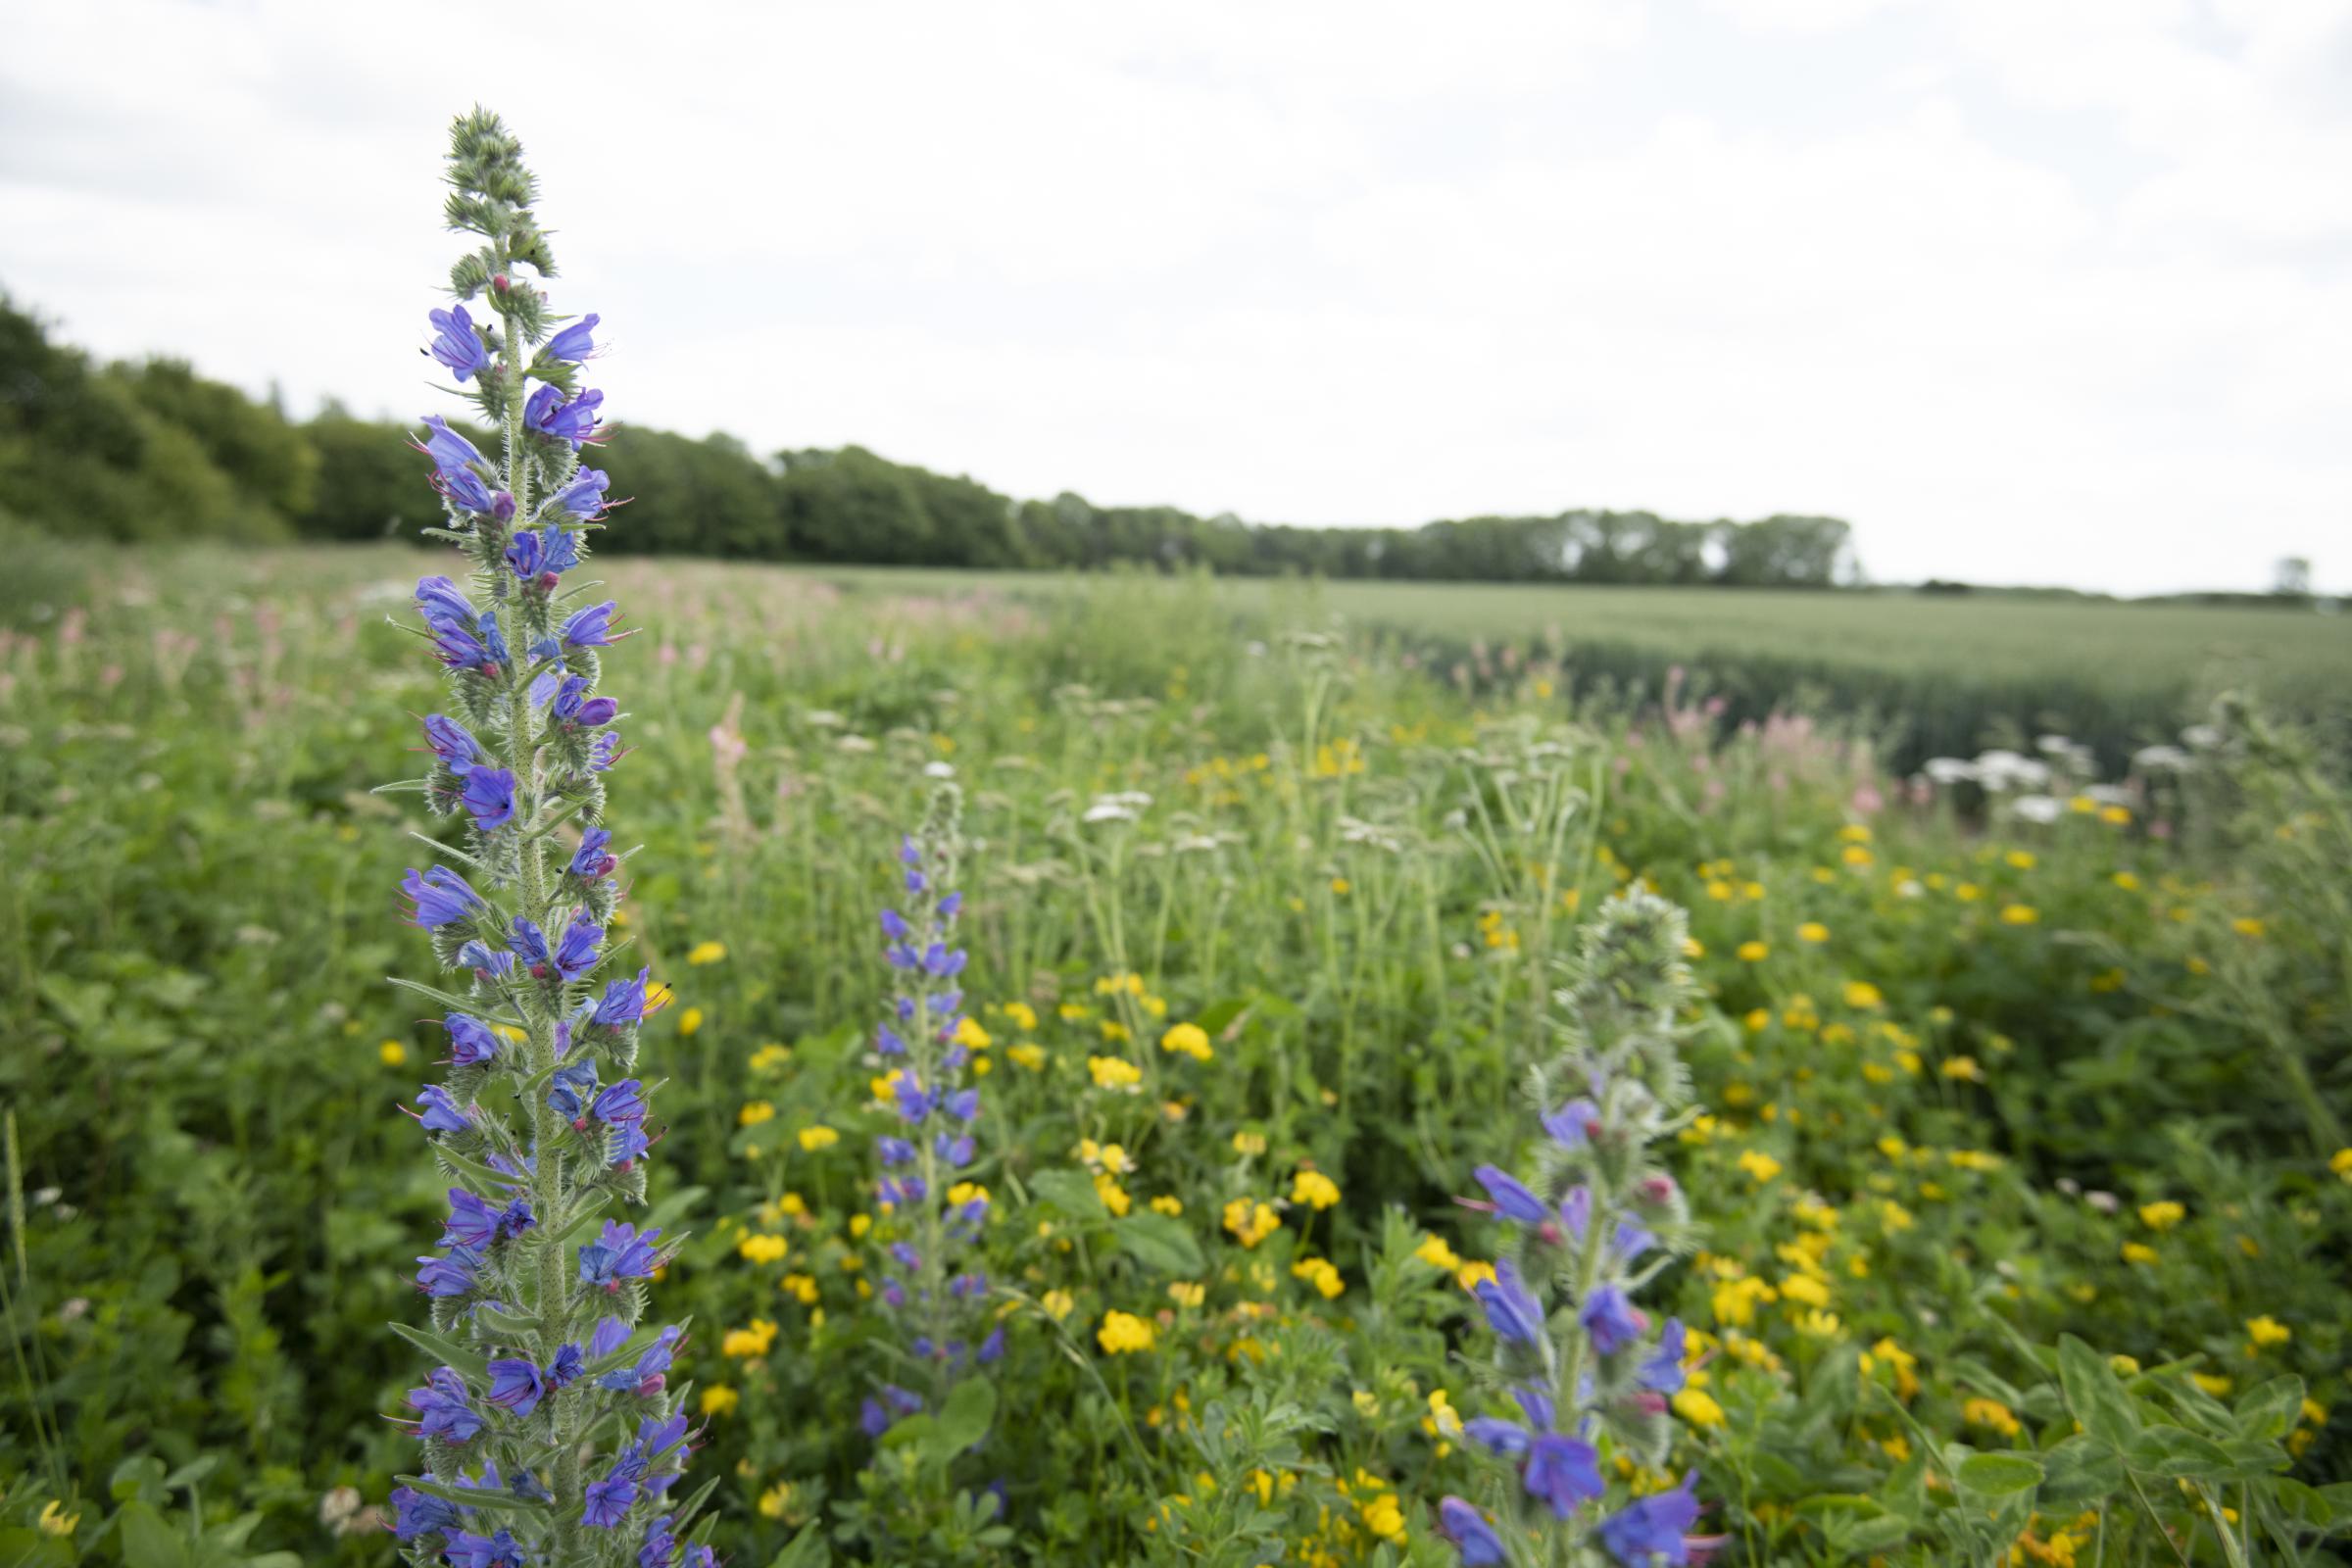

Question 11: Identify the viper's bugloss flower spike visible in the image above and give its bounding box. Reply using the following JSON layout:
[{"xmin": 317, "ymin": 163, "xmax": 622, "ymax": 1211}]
[
  {"xmin": 1439, "ymin": 890, "xmax": 1721, "ymax": 1567},
  {"xmin": 383, "ymin": 108, "xmax": 703, "ymax": 1565},
  {"xmin": 861, "ymin": 784, "xmax": 1000, "ymax": 1454}
]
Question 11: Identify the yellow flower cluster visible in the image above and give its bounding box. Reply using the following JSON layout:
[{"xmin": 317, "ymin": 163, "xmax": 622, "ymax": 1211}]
[
  {"xmin": 1099, "ymin": 1310, "xmax": 1156, "ymax": 1353},
  {"xmin": 1159, "ymin": 1021, "xmax": 1212, "ymax": 1062}
]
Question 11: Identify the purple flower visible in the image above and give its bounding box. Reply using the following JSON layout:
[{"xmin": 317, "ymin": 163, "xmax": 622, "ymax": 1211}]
[
  {"xmin": 920, "ymin": 942, "xmax": 966, "ymax": 979},
  {"xmin": 406, "ymin": 1365, "xmax": 482, "ymax": 1444},
  {"xmin": 1474, "ymin": 1163, "xmax": 1547, "ymax": 1223},
  {"xmin": 547, "ymin": 313, "xmax": 601, "ymax": 362},
  {"xmin": 1614, "ymin": 1216, "xmax": 1657, "ymax": 1264},
  {"xmin": 441, "ymin": 1188, "xmax": 509, "ymax": 1249},
  {"xmin": 1581, "ymin": 1283, "xmax": 1647, "ymax": 1356},
  {"xmin": 548, "ymin": 1343, "xmax": 585, "ymax": 1389},
  {"xmin": 436, "ymin": 464, "xmax": 497, "ymax": 514},
  {"xmin": 946, "ymin": 1088, "xmax": 981, "ymax": 1123},
  {"xmin": 457, "ymin": 940, "xmax": 515, "ymax": 980},
  {"xmin": 525, "ymin": 383, "xmax": 605, "ymax": 448},
  {"xmin": 1463, "ymin": 1416, "xmax": 1531, "ymax": 1457},
  {"xmin": 554, "ymin": 911, "xmax": 603, "ymax": 982},
  {"xmin": 1439, "ymin": 1497, "xmax": 1507, "ymax": 1567},
  {"xmin": 412, "ymin": 1084, "xmax": 472, "ymax": 1135},
  {"xmin": 415, "ymin": 416, "xmax": 486, "ymax": 473},
  {"xmin": 1544, "ymin": 1096, "xmax": 1600, "ymax": 1148},
  {"xmin": 552, "ymin": 469, "xmax": 610, "ymax": 519},
  {"xmin": 445, "ymin": 1531, "xmax": 526, "ymax": 1568},
  {"xmin": 1561, "ymin": 1184, "xmax": 1592, "ymax": 1244},
  {"xmin": 590, "ymin": 1317, "xmax": 633, "ymax": 1357},
  {"xmin": 402, "ymin": 865, "xmax": 485, "ymax": 928},
  {"xmin": 1596, "ymin": 1474, "xmax": 1703, "ymax": 1566},
  {"xmin": 458, "ymin": 768, "xmax": 516, "ymax": 832},
  {"xmin": 639, "ymin": 1515, "xmax": 678, "ymax": 1568},
  {"xmin": 1514, "ymin": 1384, "xmax": 1556, "ymax": 1430},
  {"xmin": 416, "ymin": 576, "xmax": 477, "ymax": 639},
  {"xmin": 550, "ymin": 1059, "xmax": 598, "ymax": 1120},
  {"xmin": 1524, "ymin": 1432, "xmax": 1605, "ymax": 1517},
  {"xmin": 578, "ymin": 1220, "xmax": 662, "ymax": 1290},
  {"xmin": 587, "ymin": 731, "xmax": 624, "ymax": 773},
  {"xmin": 423, "ymin": 713, "xmax": 482, "ymax": 772},
  {"xmin": 427, "ymin": 308, "xmax": 492, "ymax": 380},
  {"xmin": 563, "ymin": 601, "xmax": 620, "ymax": 647},
  {"xmin": 570, "ymin": 826, "xmax": 616, "ymax": 879},
  {"xmin": 442, "ymin": 1020, "xmax": 498, "ymax": 1067},
  {"xmin": 486, "ymin": 1356, "xmax": 548, "ymax": 1417},
  {"xmin": 591, "ymin": 1079, "xmax": 646, "ymax": 1127},
  {"xmin": 596, "ymin": 1324, "xmax": 680, "ymax": 1395},
  {"xmin": 590, "ymin": 966, "xmax": 654, "ymax": 1027},
  {"xmin": 388, "ymin": 1485, "xmax": 461, "ymax": 1542},
  {"xmin": 583, "ymin": 1471, "xmax": 637, "ymax": 1530},
  {"xmin": 553, "ymin": 675, "xmax": 619, "ymax": 728},
  {"xmin": 416, "ymin": 1249, "xmax": 477, "ymax": 1298},
  {"xmin": 1476, "ymin": 1257, "xmax": 1546, "ymax": 1347},
  {"xmin": 1640, "ymin": 1318, "xmax": 1688, "ymax": 1394}
]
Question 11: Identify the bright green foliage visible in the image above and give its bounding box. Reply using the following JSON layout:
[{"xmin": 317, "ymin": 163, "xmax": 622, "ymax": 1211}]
[{"xmin": 2, "ymin": 546, "xmax": 2349, "ymax": 1566}]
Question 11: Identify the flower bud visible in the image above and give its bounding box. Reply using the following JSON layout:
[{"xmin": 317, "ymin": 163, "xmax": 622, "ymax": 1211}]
[{"xmin": 491, "ymin": 490, "xmax": 515, "ymax": 522}]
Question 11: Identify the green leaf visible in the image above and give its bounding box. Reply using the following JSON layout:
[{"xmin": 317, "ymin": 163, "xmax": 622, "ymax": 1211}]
[
  {"xmin": 2056, "ymin": 1334, "xmax": 2141, "ymax": 1453},
  {"xmin": 2034, "ymin": 1433, "xmax": 2128, "ymax": 1508},
  {"xmin": 2232, "ymin": 1375, "xmax": 2304, "ymax": 1444},
  {"xmin": 2126, "ymin": 1426, "xmax": 2234, "ymax": 1480},
  {"xmin": 115, "ymin": 1502, "xmax": 190, "ymax": 1568},
  {"xmin": 927, "ymin": 1376, "xmax": 998, "ymax": 1462},
  {"xmin": 1115, "ymin": 1212, "xmax": 1205, "ymax": 1275},
  {"xmin": 1193, "ymin": 996, "xmax": 1252, "ymax": 1038},
  {"xmin": 1028, "ymin": 1169, "xmax": 1107, "ymax": 1222},
  {"xmin": 391, "ymin": 1477, "xmax": 552, "ymax": 1517},
  {"xmin": 389, "ymin": 1322, "xmax": 492, "ymax": 1382},
  {"xmin": 1956, "ymin": 1453, "xmax": 2044, "ymax": 1497},
  {"xmin": 765, "ymin": 1522, "xmax": 833, "ymax": 1568}
]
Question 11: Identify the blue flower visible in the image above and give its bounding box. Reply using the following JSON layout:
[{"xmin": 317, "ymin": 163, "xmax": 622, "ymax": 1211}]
[
  {"xmin": 590, "ymin": 1316, "xmax": 633, "ymax": 1357},
  {"xmin": 596, "ymin": 1324, "xmax": 680, "ymax": 1395},
  {"xmin": 548, "ymin": 1343, "xmax": 585, "ymax": 1389},
  {"xmin": 423, "ymin": 714, "xmax": 482, "ymax": 772},
  {"xmin": 1513, "ymin": 1384, "xmax": 1556, "ymax": 1431},
  {"xmin": 1439, "ymin": 1496, "xmax": 1507, "ymax": 1566},
  {"xmin": 578, "ymin": 1220, "xmax": 662, "ymax": 1290},
  {"xmin": 591, "ymin": 1079, "xmax": 646, "ymax": 1126},
  {"xmin": 486, "ymin": 1356, "xmax": 547, "ymax": 1417},
  {"xmin": 413, "ymin": 1085, "xmax": 472, "ymax": 1135},
  {"xmin": 445, "ymin": 1531, "xmax": 526, "ymax": 1568},
  {"xmin": 547, "ymin": 313, "xmax": 601, "ymax": 362},
  {"xmin": 459, "ymin": 767, "xmax": 516, "ymax": 831},
  {"xmin": 552, "ymin": 469, "xmax": 610, "ymax": 519},
  {"xmin": 440, "ymin": 1188, "xmax": 510, "ymax": 1249},
  {"xmin": 1614, "ymin": 1216, "xmax": 1657, "ymax": 1263},
  {"xmin": 406, "ymin": 1365, "xmax": 482, "ymax": 1443},
  {"xmin": 427, "ymin": 307, "xmax": 492, "ymax": 379},
  {"xmin": 570, "ymin": 826, "xmax": 615, "ymax": 880},
  {"xmin": 553, "ymin": 675, "xmax": 619, "ymax": 728},
  {"xmin": 1580, "ymin": 1282, "xmax": 1647, "ymax": 1356},
  {"xmin": 388, "ymin": 1485, "xmax": 462, "ymax": 1542},
  {"xmin": 451, "ymin": 1020, "xmax": 508, "ymax": 1067},
  {"xmin": 554, "ymin": 911, "xmax": 603, "ymax": 981},
  {"xmin": 1463, "ymin": 1416, "xmax": 1530, "ymax": 1457},
  {"xmin": 1524, "ymin": 1432, "xmax": 1604, "ymax": 1518},
  {"xmin": 415, "ymin": 1249, "xmax": 477, "ymax": 1298},
  {"xmin": 1596, "ymin": 1473, "xmax": 1702, "ymax": 1566},
  {"xmin": 1475, "ymin": 1257, "xmax": 1546, "ymax": 1347},
  {"xmin": 550, "ymin": 1059, "xmax": 598, "ymax": 1120},
  {"xmin": 1543, "ymin": 1096, "xmax": 1599, "ymax": 1148},
  {"xmin": 1474, "ymin": 1163, "xmax": 1547, "ymax": 1223},
  {"xmin": 415, "ymin": 415, "xmax": 486, "ymax": 473},
  {"xmin": 1561, "ymin": 1183, "xmax": 1592, "ymax": 1244},
  {"xmin": 416, "ymin": 575, "xmax": 477, "ymax": 637},
  {"xmin": 588, "ymin": 732, "xmax": 623, "ymax": 773},
  {"xmin": 457, "ymin": 940, "xmax": 515, "ymax": 979},
  {"xmin": 563, "ymin": 601, "xmax": 620, "ymax": 647},
  {"xmin": 402, "ymin": 866, "xmax": 485, "ymax": 928},
  {"xmin": 526, "ymin": 384, "xmax": 605, "ymax": 448},
  {"xmin": 582, "ymin": 1471, "xmax": 637, "ymax": 1530},
  {"xmin": 1639, "ymin": 1318, "xmax": 1688, "ymax": 1394},
  {"xmin": 437, "ymin": 464, "xmax": 497, "ymax": 514},
  {"xmin": 590, "ymin": 966, "xmax": 654, "ymax": 1027},
  {"xmin": 638, "ymin": 1514, "xmax": 678, "ymax": 1568}
]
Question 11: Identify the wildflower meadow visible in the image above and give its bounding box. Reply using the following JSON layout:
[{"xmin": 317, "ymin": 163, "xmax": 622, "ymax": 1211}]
[{"xmin": 5, "ymin": 111, "xmax": 2352, "ymax": 1568}]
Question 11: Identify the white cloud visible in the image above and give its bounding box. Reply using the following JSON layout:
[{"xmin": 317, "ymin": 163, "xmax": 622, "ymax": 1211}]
[{"xmin": 1, "ymin": 0, "xmax": 2345, "ymax": 592}]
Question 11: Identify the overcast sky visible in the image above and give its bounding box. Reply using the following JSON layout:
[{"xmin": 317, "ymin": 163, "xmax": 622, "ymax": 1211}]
[{"xmin": 4, "ymin": 1, "xmax": 2348, "ymax": 593}]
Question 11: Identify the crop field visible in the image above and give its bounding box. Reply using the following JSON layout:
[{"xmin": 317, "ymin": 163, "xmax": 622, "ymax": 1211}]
[{"xmin": 4, "ymin": 538, "xmax": 2348, "ymax": 1568}]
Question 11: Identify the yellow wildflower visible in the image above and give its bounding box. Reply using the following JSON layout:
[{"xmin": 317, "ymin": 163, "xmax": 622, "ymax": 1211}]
[
  {"xmin": 1292, "ymin": 1169, "xmax": 1342, "ymax": 1210},
  {"xmin": 798, "ymin": 1124, "xmax": 839, "ymax": 1152},
  {"xmin": 678, "ymin": 1005, "xmax": 704, "ymax": 1037},
  {"xmin": 1672, "ymin": 1388, "xmax": 1726, "ymax": 1426},
  {"xmin": 1088, "ymin": 1055, "xmax": 1143, "ymax": 1092},
  {"xmin": 686, "ymin": 940, "xmax": 727, "ymax": 966},
  {"xmin": 1737, "ymin": 940, "xmax": 1769, "ymax": 962},
  {"xmin": 1843, "ymin": 980, "xmax": 1883, "ymax": 1008},
  {"xmin": 702, "ymin": 1385, "xmax": 740, "ymax": 1417},
  {"xmin": 1159, "ymin": 1021, "xmax": 1213, "ymax": 1061},
  {"xmin": 1999, "ymin": 905, "xmax": 2038, "ymax": 925},
  {"xmin": 2121, "ymin": 1243, "xmax": 2160, "ymax": 1265},
  {"xmin": 1041, "ymin": 1289, "xmax": 1074, "ymax": 1321},
  {"xmin": 721, "ymin": 1318, "xmax": 779, "ymax": 1358},
  {"xmin": 739, "ymin": 1233, "xmax": 788, "ymax": 1264},
  {"xmin": 1099, "ymin": 1310, "xmax": 1156, "ymax": 1353},
  {"xmin": 1736, "ymin": 1149, "xmax": 1782, "ymax": 1185},
  {"xmin": 2245, "ymin": 1315, "xmax": 2291, "ymax": 1348},
  {"xmin": 1168, "ymin": 1281, "xmax": 1205, "ymax": 1308},
  {"xmin": 1224, "ymin": 1199, "xmax": 1281, "ymax": 1249},
  {"xmin": 2138, "ymin": 1200, "xmax": 2184, "ymax": 1232},
  {"xmin": 1796, "ymin": 921, "xmax": 1829, "ymax": 944},
  {"xmin": 37, "ymin": 1501, "xmax": 78, "ymax": 1538},
  {"xmin": 954, "ymin": 1015, "xmax": 993, "ymax": 1051},
  {"xmin": 1963, "ymin": 1397, "xmax": 2021, "ymax": 1438},
  {"xmin": 1415, "ymin": 1233, "xmax": 1462, "ymax": 1272}
]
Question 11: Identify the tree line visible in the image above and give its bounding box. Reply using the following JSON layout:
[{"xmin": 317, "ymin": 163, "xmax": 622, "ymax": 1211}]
[{"xmin": 0, "ymin": 298, "xmax": 1855, "ymax": 587}]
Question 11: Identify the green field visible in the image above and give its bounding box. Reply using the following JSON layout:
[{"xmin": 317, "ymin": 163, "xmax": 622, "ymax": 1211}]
[{"xmin": 6, "ymin": 540, "xmax": 2349, "ymax": 1568}]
